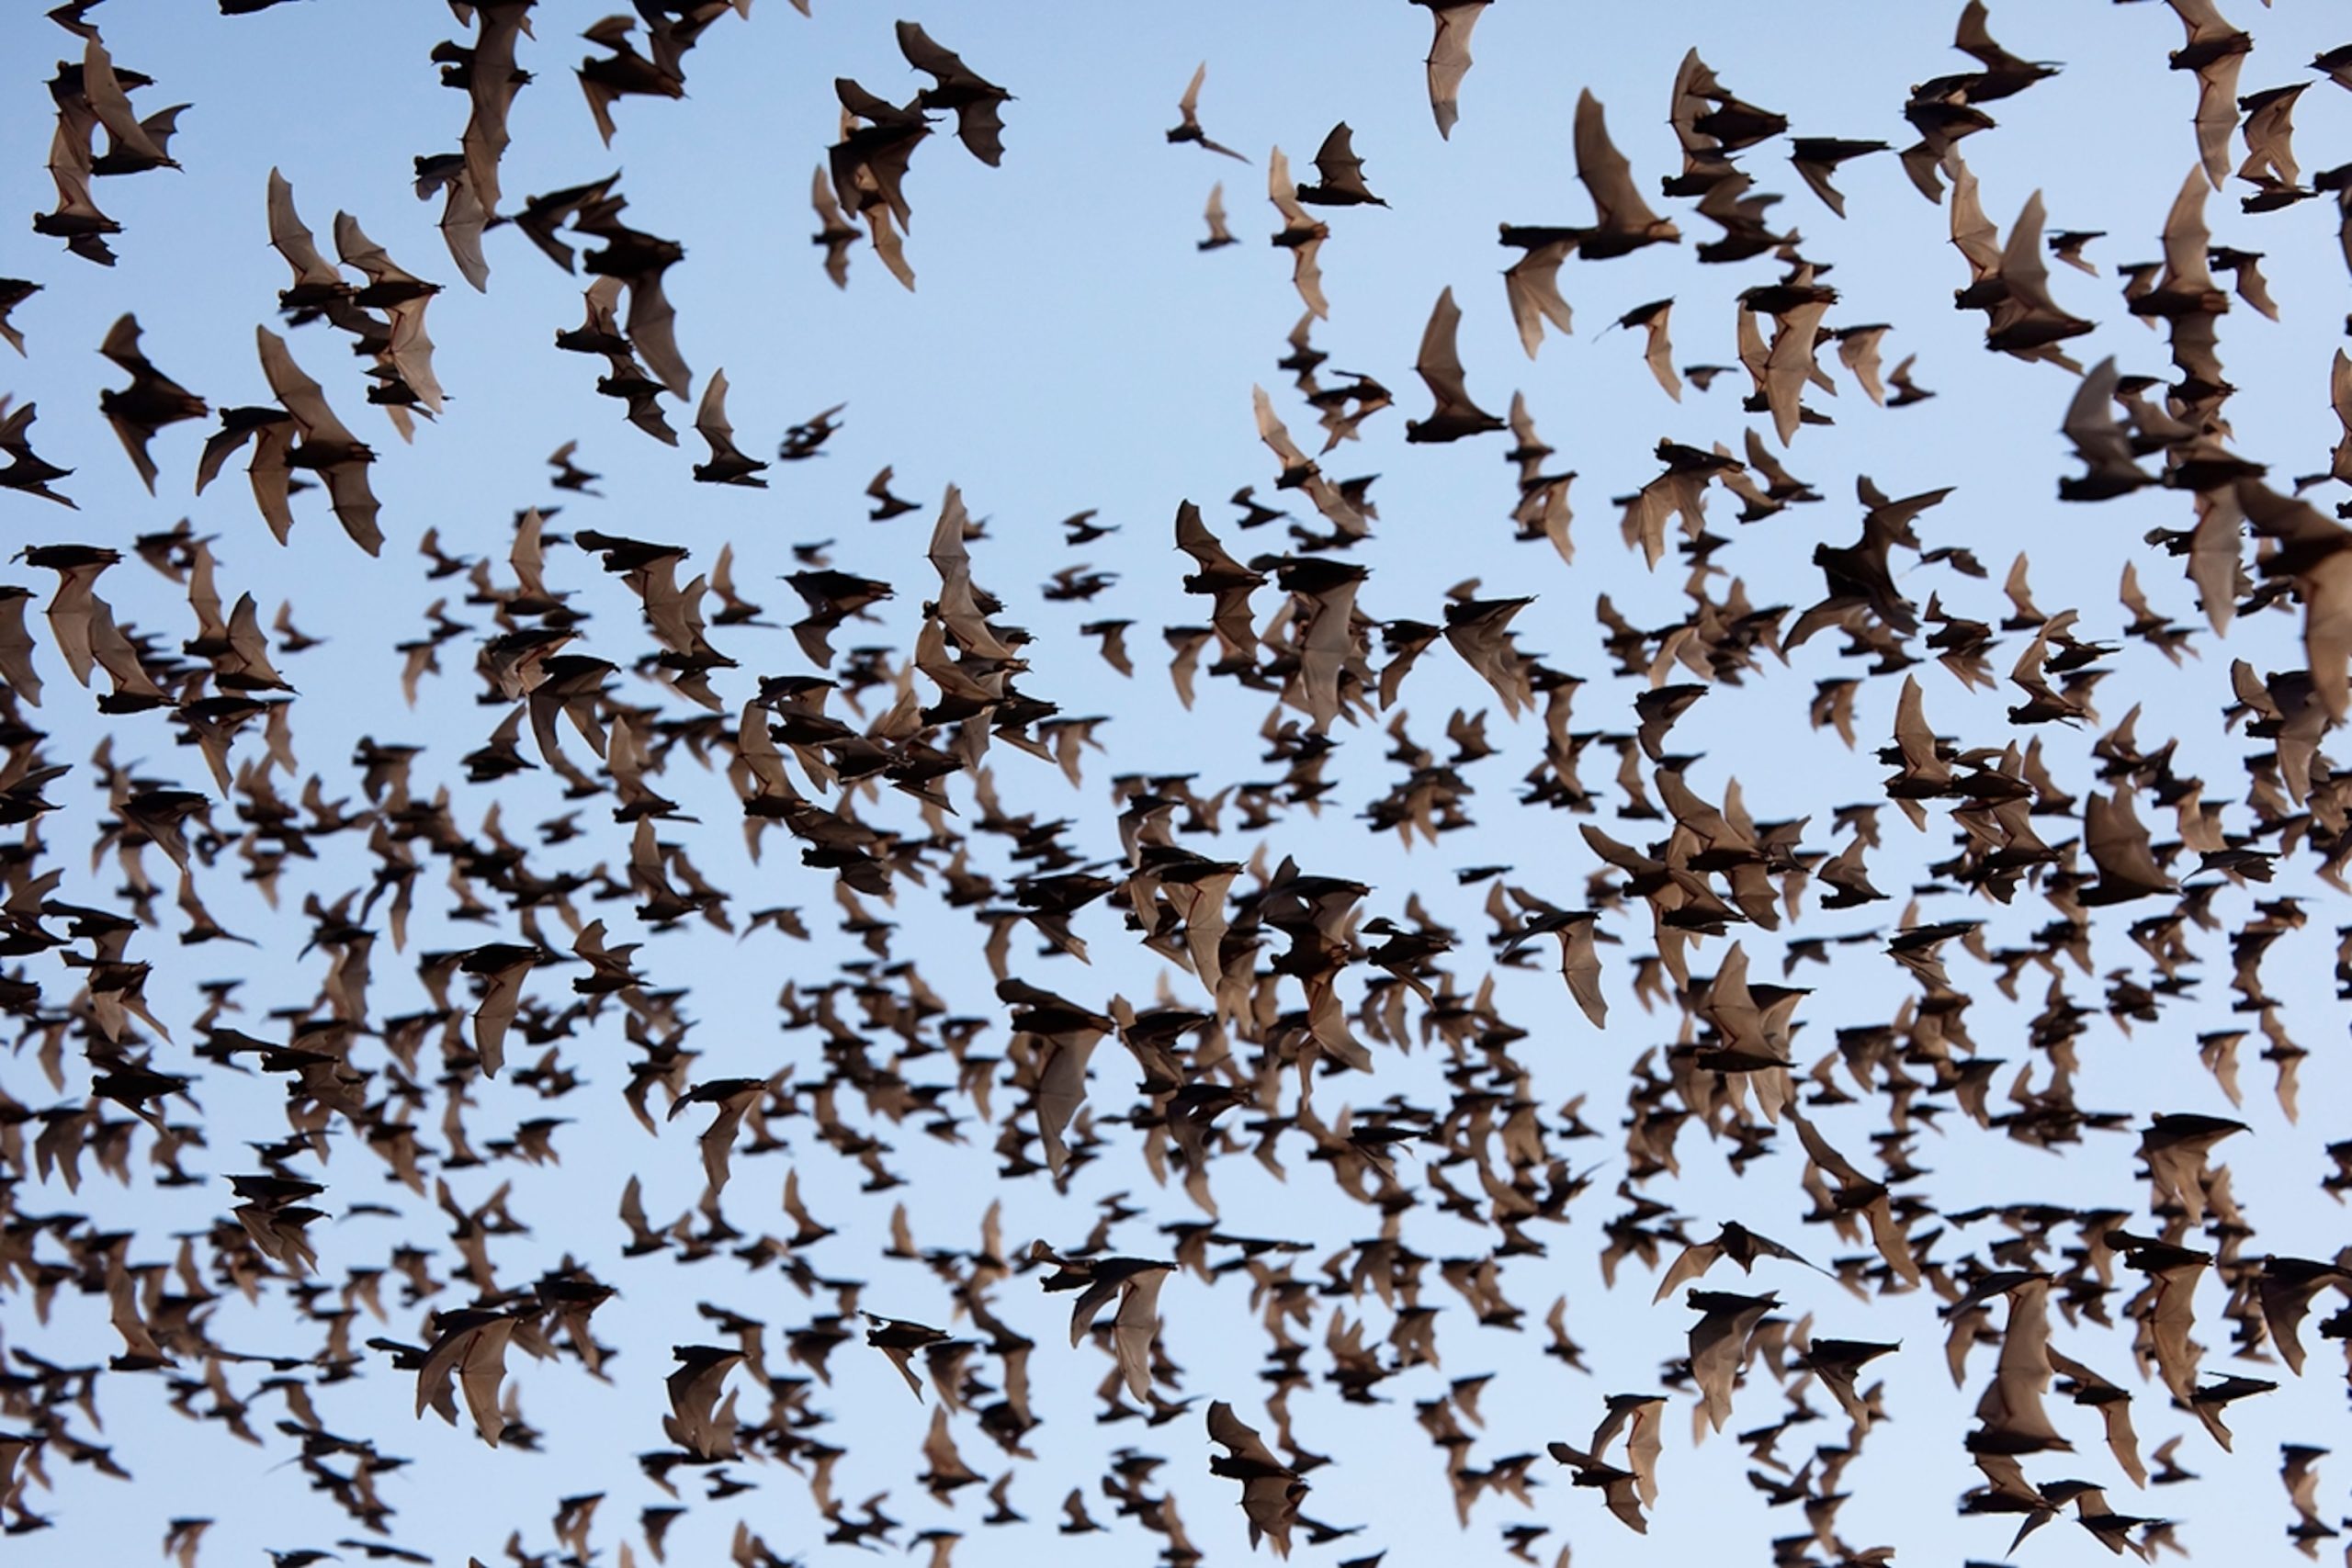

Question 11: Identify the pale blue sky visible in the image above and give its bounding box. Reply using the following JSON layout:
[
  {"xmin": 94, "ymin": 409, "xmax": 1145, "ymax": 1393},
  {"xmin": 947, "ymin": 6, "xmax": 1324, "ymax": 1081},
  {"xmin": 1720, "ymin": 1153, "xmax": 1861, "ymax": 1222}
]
[{"xmin": 3, "ymin": 3, "xmax": 2351, "ymax": 1566}]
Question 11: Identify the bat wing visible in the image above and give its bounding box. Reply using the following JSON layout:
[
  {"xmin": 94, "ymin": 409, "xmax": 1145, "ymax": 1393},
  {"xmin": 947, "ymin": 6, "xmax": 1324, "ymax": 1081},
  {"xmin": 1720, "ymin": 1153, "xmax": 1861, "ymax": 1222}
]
[
  {"xmin": 256, "ymin": 327, "xmax": 361, "ymax": 447},
  {"xmin": 1501, "ymin": 241, "xmax": 1573, "ymax": 358},
  {"xmin": 811, "ymin": 165, "xmax": 854, "ymax": 287},
  {"xmin": 922, "ymin": 1404, "xmax": 978, "ymax": 1484},
  {"xmin": 184, "ymin": 540, "xmax": 226, "ymax": 644},
  {"xmin": 810, "ymin": 162, "xmax": 849, "ymax": 229},
  {"xmin": 1266, "ymin": 146, "xmax": 1312, "ymax": 229},
  {"xmin": 1413, "ymin": 287, "xmax": 1477, "ymax": 412},
  {"xmin": 1641, "ymin": 308, "xmax": 1680, "ymax": 400},
  {"xmin": 580, "ymin": 74, "xmax": 622, "ymax": 148},
  {"xmin": 102, "ymin": 405, "xmax": 161, "ymax": 495},
  {"xmin": 1178, "ymin": 61, "xmax": 1205, "ymax": 122},
  {"xmin": 1953, "ymin": 0, "xmax": 2006, "ymax": 66},
  {"xmin": 1239, "ymin": 1473, "xmax": 1303, "ymax": 1552},
  {"xmin": 246, "ymin": 423, "xmax": 297, "ymax": 545},
  {"xmin": 1600, "ymin": 1471, "xmax": 1648, "ymax": 1534},
  {"xmin": 1653, "ymin": 1238, "xmax": 1722, "ymax": 1304},
  {"xmin": 2155, "ymin": 165, "xmax": 2217, "ymax": 295},
  {"xmin": 895, "ymin": 21, "xmax": 974, "ymax": 84},
  {"xmin": 695, "ymin": 369, "xmax": 740, "ymax": 456},
  {"xmin": 955, "ymin": 101, "xmax": 1007, "ymax": 167},
  {"xmin": 0, "ymin": 594, "xmax": 40, "ymax": 706},
  {"xmin": 2334, "ymin": 351, "xmax": 2352, "ymax": 484},
  {"xmin": 1763, "ymin": 301, "xmax": 1830, "ymax": 444},
  {"xmin": 1996, "ymin": 189, "xmax": 2069, "ymax": 321},
  {"xmin": 1981, "ymin": 1277, "xmax": 2064, "ymax": 1446},
  {"xmin": 2060, "ymin": 357, "xmax": 2138, "ymax": 477},
  {"xmin": 1203, "ymin": 181, "xmax": 1235, "ymax": 242},
  {"xmin": 42, "ymin": 118, "xmax": 112, "ymax": 238},
  {"xmin": 380, "ymin": 297, "xmax": 445, "ymax": 414},
  {"xmin": 1110, "ymin": 1268, "xmax": 1169, "ymax": 1398},
  {"xmin": 1557, "ymin": 917, "xmax": 1607, "ymax": 1025},
  {"xmin": 82, "ymin": 39, "xmax": 167, "ymax": 165},
  {"xmin": 1947, "ymin": 157, "xmax": 2000, "ymax": 280},
  {"xmin": 1425, "ymin": 3, "xmax": 1487, "ymax": 140},
  {"xmin": 454, "ymin": 1317, "xmax": 515, "ymax": 1446},
  {"xmin": 627, "ymin": 274, "xmax": 691, "ymax": 400},
  {"xmin": 2191, "ymin": 54, "xmax": 2245, "ymax": 191},
  {"xmin": 927, "ymin": 485, "xmax": 1013, "ymax": 658},
  {"xmin": 433, "ymin": 168, "xmax": 492, "ymax": 292},
  {"xmin": 322, "ymin": 460, "xmax": 383, "ymax": 557},
  {"xmin": 2085, "ymin": 788, "xmax": 2174, "ymax": 897},
  {"xmin": 2146, "ymin": 1258, "xmax": 2205, "ymax": 1399},
  {"xmin": 1251, "ymin": 385, "xmax": 1311, "ymax": 470},
  {"xmin": 1067, "ymin": 1272, "xmax": 1121, "ymax": 1347},
  {"xmin": 2234, "ymin": 86, "xmax": 2298, "ymax": 188},
  {"xmin": 470, "ymin": 959, "xmax": 529, "ymax": 1077},
  {"xmin": 267, "ymin": 169, "xmax": 344, "ymax": 289},
  {"xmin": 1838, "ymin": 326, "xmax": 1885, "ymax": 404},
  {"xmin": 1035, "ymin": 1032, "xmax": 1096, "ymax": 1178},
  {"xmin": 97, "ymin": 311, "xmax": 148, "ymax": 375},
  {"xmin": 1206, "ymin": 1401, "xmax": 1285, "ymax": 1471},
  {"xmin": 1787, "ymin": 1109, "xmax": 1869, "ymax": 1188},
  {"xmin": 1289, "ymin": 232, "xmax": 1329, "ymax": 319},
  {"xmin": 1575, "ymin": 90, "xmax": 1665, "ymax": 233},
  {"xmin": 1791, "ymin": 153, "xmax": 1846, "ymax": 218},
  {"xmin": 865, "ymin": 205, "xmax": 916, "ymax": 292},
  {"xmin": 1620, "ymin": 1399, "xmax": 1665, "ymax": 1505},
  {"xmin": 2228, "ymin": 253, "xmax": 2274, "ymax": 320},
  {"xmin": 462, "ymin": 4, "xmax": 528, "ymax": 208},
  {"xmin": 1312, "ymin": 122, "xmax": 1368, "ymax": 196},
  {"xmin": 106, "ymin": 1261, "xmax": 164, "ymax": 1363}
]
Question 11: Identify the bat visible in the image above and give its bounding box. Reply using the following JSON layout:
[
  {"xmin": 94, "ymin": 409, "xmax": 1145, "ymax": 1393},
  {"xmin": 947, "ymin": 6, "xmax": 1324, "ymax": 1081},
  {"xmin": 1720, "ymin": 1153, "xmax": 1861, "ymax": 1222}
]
[
  {"xmin": 898, "ymin": 21, "xmax": 1011, "ymax": 166},
  {"xmin": 1574, "ymin": 90, "xmax": 1679, "ymax": 258},
  {"xmin": 1167, "ymin": 62, "xmax": 1247, "ymax": 160},
  {"xmin": 1788, "ymin": 136, "xmax": 1887, "ymax": 218},
  {"xmin": 1404, "ymin": 287, "xmax": 1502, "ymax": 441},
  {"xmin": 255, "ymin": 326, "xmax": 382, "ymax": 554},
  {"xmin": 2163, "ymin": 0, "xmax": 2253, "ymax": 190},
  {"xmin": 1206, "ymin": 1401, "xmax": 1306, "ymax": 1556},
  {"xmin": 0, "ymin": 401, "xmax": 76, "ymax": 507},
  {"xmin": 1266, "ymin": 149, "xmax": 1330, "ymax": 319},
  {"xmin": 411, "ymin": 153, "xmax": 491, "ymax": 291},
  {"xmin": 692, "ymin": 369, "xmax": 770, "ymax": 487},
  {"xmin": 1200, "ymin": 181, "xmax": 1237, "ymax": 250},
  {"xmin": 334, "ymin": 210, "xmax": 446, "ymax": 415},
  {"xmin": 1295, "ymin": 122, "xmax": 1387, "ymax": 207},
  {"xmin": 810, "ymin": 164, "xmax": 858, "ymax": 287},
  {"xmin": 1498, "ymin": 226, "xmax": 1576, "ymax": 357},
  {"xmin": 414, "ymin": 1310, "xmax": 516, "ymax": 1447}
]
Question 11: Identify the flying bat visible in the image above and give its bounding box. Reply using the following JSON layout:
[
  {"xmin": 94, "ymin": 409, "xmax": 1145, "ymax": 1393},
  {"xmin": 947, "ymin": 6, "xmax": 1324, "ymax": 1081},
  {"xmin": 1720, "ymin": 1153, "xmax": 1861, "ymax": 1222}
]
[{"xmin": 1167, "ymin": 62, "xmax": 1247, "ymax": 160}]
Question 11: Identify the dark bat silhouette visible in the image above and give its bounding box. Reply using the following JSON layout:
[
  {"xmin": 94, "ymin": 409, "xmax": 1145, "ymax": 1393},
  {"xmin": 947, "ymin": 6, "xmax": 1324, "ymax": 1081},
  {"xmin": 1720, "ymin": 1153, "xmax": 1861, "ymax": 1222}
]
[
  {"xmin": 96, "ymin": 313, "xmax": 207, "ymax": 493},
  {"xmin": 1788, "ymin": 136, "xmax": 1887, "ymax": 218},
  {"xmin": 1295, "ymin": 123, "xmax": 1386, "ymax": 207},
  {"xmin": 0, "ymin": 400, "xmax": 76, "ymax": 507},
  {"xmin": 898, "ymin": 21, "xmax": 1011, "ymax": 166}
]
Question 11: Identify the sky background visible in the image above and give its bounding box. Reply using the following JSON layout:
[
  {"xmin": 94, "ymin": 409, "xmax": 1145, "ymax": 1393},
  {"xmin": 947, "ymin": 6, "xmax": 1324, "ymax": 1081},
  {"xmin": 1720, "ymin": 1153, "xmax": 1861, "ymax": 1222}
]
[{"xmin": 4, "ymin": 2, "xmax": 2352, "ymax": 1565}]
